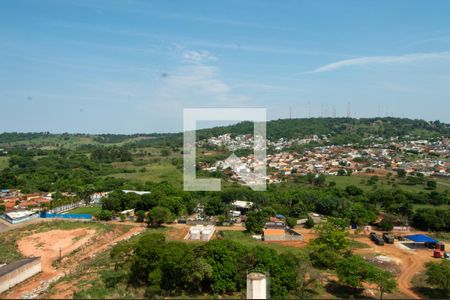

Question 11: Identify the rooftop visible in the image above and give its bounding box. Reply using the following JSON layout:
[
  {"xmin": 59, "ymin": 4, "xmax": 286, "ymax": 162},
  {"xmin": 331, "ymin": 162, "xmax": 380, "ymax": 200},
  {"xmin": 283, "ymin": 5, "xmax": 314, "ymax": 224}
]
[{"xmin": 263, "ymin": 229, "xmax": 285, "ymax": 235}]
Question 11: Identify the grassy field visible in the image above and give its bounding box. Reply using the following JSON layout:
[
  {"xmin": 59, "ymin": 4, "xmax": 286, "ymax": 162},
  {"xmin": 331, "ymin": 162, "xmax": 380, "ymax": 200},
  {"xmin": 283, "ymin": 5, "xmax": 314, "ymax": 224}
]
[
  {"xmin": 412, "ymin": 204, "xmax": 450, "ymax": 211},
  {"xmin": 68, "ymin": 206, "xmax": 102, "ymax": 215},
  {"xmin": 0, "ymin": 156, "xmax": 8, "ymax": 170},
  {"xmin": 110, "ymin": 160, "xmax": 183, "ymax": 187},
  {"xmin": 326, "ymin": 175, "xmax": 449, "ymax": 193},
  {"xmin": 220, "ymin": 230, "xmax": 304, "ymax": 254},
  {"xmin": 349, "ymin": 239, "xmax": 371, "ymax": 249}
]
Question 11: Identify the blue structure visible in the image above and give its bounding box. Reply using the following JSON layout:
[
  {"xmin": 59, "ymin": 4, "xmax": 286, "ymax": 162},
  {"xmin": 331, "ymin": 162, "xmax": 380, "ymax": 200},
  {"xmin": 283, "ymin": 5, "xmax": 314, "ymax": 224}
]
[
  {"xmin": 405, "ymin": 234, "xmax": 438, "ymax": 244},
  {"xmin": 275, "ymin": 214, "xmax": 285, "ymax": 219},
  {"xmin": 40, "ymin": 212, "xmax": 92, "ymax": 220}
]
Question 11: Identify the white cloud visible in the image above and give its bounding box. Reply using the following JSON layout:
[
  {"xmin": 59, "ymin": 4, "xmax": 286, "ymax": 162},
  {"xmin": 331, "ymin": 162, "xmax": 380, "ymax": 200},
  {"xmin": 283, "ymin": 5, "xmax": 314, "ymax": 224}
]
[
  {"xmin": 182, "ymin": 50, "xmax": 217, "ymax": 63},
  {"xmin": 305, "ymin": 52, "xmax": 450, "ymax": 74},
  {"xmin": 150, "ymin": 47, "xmax": 246, "ymax": 107},
  {"xmin": 154, "ymin": 65, "xmax": 239, "ymax": 104}
]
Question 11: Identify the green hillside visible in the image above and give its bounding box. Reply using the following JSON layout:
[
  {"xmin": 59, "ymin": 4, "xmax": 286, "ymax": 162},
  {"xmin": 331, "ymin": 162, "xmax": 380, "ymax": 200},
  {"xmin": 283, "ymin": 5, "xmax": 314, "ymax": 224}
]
[{"xmin": 1, "ymin": 118, "xmax": 449, "ymax": 149}]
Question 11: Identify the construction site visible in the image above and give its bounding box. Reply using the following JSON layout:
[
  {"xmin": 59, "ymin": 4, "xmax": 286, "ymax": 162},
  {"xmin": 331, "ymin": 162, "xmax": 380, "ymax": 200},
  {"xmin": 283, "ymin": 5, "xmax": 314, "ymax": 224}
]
[{"xmin": 0, "ymin": 219, "xmax": 145, "ymax": 299}]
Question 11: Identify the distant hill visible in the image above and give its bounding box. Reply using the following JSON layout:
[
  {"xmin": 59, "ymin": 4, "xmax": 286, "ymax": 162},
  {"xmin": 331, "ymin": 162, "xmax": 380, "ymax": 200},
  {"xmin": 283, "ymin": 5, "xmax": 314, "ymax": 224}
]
[
  {"xmin": 196, "ymin": 117, "xmax": 449, "ymax": 140},
  {"xmin": 1, "ymin": 117, "xmax": 449, "ymax": 148}
]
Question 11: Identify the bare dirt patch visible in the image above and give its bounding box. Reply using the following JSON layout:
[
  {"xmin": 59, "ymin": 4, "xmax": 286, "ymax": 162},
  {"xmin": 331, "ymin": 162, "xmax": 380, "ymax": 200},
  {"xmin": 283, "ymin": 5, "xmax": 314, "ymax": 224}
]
[
  {"xmin": 19, "ymin": 229, "xmax": 96, "ymax": 273},
  {"xmin": 2, "ymin": 224, "xmax": 144, "ymax": 299},
  {"xmin": 2, "ymin": 228, "xmax": 96, "ymax": 299},
  {"xmin": 352, "ymin": 232, "xmax": 441, "ymax": 299},
  {"xmin": 165, "ymin": 225, "xmax": 189, "ymax": 240},
  {"xmin": 45, "ymin": 225, "xmax": 144, "ymax": 299}
]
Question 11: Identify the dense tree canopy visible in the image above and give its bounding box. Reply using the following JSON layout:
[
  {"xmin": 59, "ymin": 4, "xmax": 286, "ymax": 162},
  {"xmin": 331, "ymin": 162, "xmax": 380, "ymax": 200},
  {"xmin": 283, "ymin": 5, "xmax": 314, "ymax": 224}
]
[{"xmin": 118, "ymin": 233, "xmax": 305, "ymax": 298}]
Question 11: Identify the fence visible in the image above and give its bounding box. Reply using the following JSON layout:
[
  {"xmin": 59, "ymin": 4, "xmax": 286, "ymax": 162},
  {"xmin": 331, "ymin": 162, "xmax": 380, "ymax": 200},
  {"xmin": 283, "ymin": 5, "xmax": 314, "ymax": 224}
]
[{"xmin": 48, "ymin": 201, "xmax": 84, "ymax": 214}]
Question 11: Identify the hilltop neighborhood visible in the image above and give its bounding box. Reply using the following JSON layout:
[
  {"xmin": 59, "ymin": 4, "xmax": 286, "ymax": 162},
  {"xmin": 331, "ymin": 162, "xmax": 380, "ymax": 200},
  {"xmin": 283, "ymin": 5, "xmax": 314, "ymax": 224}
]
[{"xmin": 200, "ymin": 134, "xmax": 450, "ymax": 185}]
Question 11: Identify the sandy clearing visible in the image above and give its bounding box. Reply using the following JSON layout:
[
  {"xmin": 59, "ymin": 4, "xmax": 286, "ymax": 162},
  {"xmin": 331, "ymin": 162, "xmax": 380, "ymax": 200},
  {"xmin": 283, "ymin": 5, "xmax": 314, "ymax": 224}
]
[
  {"xmin": 46, "ymin": 225, "xmax": 145, "ymax": 299},
  {"xmin": 165, "ymin": 225, "xmax": 190, "ymax": 240},
  {"xmin": 353, "ymin": 233, "xmax": 441, "ymax": 299},
  {"xmin": 3, "ymin": 228, "xmax": 96, "ymax": 299},
  {"xmin": 18, "ymin": 229, "xmax": 96, "ymax": 274},
  {"xmin": 2, "ymin": 224, "xmax": 145, "ymax": 299}
]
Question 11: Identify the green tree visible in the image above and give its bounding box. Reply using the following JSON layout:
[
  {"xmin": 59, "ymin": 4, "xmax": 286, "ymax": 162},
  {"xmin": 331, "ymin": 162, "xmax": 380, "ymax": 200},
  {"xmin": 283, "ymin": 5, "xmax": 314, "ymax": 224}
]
[
  {"xmin": 304, "ymin": 217, "xmax": 315, "ymax": 229},
  {"xmin": 427, "ymin": 180, "xmax": 437, "ymax": 190},
  {"xmin": 313, "ymin": 174, "xmax": 326, "ymax": 186},
  {"xmin": 346, "ymin": 185, "xmax": 364, "ymax": 196},
  {"xmin": 337, "ymin": 255, "xmax": 396, "ymax": 299},
  {"xmin": 96, "ymin": 209, "xmax": 112, "ymax": 221},
  {"xmin": 308, "ymin": 243, "xmax": 342, "ymax": 269},
  {"xmin": 368, "ymin": 269, "xmax": 397, "ymax": 300},
  {"xmin": 309, "ymin": 218, "xmax": 350, "ymax": 268},
  {"xmin": 160, "ymin": 149, "xmax": 171, "ymax": 157},
  {"xmin": 204, "ymin": 197, "xmax": 224, "ymax": 216},
  {"xmin": 245, "ymin": 210, "xmax": 268, "ymax": 233},
  {"xmin": 336, "ymin": 255, "xmax": 371, "ymax": 289},
  {"xmin": 314, "ymin": 217, "xmax": 350, "ymax": 252},
  {"xmin": 147, "ymin": 206, "xmax": 173, "ymax": 227},
  {"xmin": 135, "ymin": 210, "xmax": 145, "ymax": 222},
  {"xmin": 337, "ymin": 169, "xmax": 347, "ymax": 176},
  {"xmin": 286, "ymin": 217, "xmax": 297, "ymax": 228},
  {"xmin": 295, "ymin": 255, "xmax": 320, "ymax": 299},
  {"xmin": 397, "ymin": 169, "xmax": 407, "ymax": 178},
  {"xmin": 345, "ymin": 203, "xmax": 377, "ymax": 226},
  {"xmin": 425, "ymin": 260, "xmax": 450, "ymax": 297},
  {"xmin": 181, "ymin": 257, "xmax": 213, "ymax": 293},
  {"xmin": 378, "ymin": 216, "xmax": 394, "ymax": 231}
]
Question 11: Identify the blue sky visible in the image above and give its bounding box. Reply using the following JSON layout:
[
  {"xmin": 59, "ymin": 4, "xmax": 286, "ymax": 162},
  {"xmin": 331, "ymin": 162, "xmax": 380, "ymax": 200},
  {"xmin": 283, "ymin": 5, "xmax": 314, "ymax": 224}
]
[{"xmin": 1, "ymin": 0, "xmax": 450, "ymax": 133}]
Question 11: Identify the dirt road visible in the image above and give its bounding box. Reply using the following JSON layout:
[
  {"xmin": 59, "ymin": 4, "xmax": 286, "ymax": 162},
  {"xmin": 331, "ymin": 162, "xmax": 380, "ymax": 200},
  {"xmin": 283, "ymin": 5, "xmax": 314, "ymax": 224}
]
[{"xmin": 353, "ymin": 234, "xmax": 439, "ymax": 299}]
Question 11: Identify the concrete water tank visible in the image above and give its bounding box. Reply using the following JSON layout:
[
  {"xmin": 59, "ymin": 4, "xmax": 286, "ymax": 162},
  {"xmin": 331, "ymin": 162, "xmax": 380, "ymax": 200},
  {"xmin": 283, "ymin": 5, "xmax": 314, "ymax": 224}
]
[{"xmin": 246, "ymin": 272, "xmax": 267, "ymax": 299}]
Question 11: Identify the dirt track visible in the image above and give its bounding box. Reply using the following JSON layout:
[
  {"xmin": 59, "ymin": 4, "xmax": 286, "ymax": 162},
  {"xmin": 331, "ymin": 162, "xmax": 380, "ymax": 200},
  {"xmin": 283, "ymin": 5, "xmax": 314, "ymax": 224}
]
[
  {"xmin": 352, "ymin": 233, "xmax": 442, "ymax": 299},
  {"xmin": 267, "ymin": 228, "xmax": 439, "ymax": 299},
  {"xmin": 2, "ymin": 224, "xmax": 145, "ymax": 299}
]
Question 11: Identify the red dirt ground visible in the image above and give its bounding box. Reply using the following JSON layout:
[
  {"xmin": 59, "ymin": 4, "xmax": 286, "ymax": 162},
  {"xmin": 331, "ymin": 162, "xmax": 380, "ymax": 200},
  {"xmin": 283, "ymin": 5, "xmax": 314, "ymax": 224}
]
[
  {"xmin": 352, "ymin": 231, "xmax": 448, "ymax": 299},
  {"xmin": 2, "ymin": 225, "xmax": 145, "ymax": 299}
]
